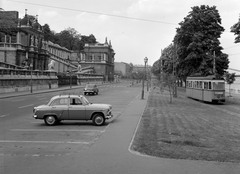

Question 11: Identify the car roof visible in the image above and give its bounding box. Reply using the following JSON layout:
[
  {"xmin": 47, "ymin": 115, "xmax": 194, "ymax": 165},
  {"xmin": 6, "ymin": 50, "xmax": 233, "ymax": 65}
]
[
  {"xmin": 51, "ymin": 94, "xmax": 84, "ymax": 100},
  {"xmin": 86, "ymin": 84, "xmax": 97, "ymax": 87}
]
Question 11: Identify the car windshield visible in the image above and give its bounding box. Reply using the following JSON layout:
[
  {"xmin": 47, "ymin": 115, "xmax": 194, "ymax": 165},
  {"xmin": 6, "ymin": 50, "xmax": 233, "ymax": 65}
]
[
  {"xmin": 81, "ymin": 96, "xmax": 91, "ymax": 105},
  {"xmin": 46, "ymin": 100, "xmax": 50, "ymax": 105}
]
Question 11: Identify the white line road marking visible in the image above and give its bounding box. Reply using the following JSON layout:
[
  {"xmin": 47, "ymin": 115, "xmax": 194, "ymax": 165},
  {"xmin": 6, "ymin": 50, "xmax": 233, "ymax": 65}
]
[
  {"xmin": 38, "ymin": 98, "xmax": 46, "ymax": 100},
  {"xmin": 0, "ymin": 140, "xmax": 89, "ymax": 144},
  {"xmin": 11, "ymin": 129, "xmax": 104, "ymax": 132},
  {"xmin": 12, "ymin": 99, "xmax": 25, "ymax": 102},
  {"xmin": 35, "ymin": 95, "xmax": 45, "ymax": 98},
  {"xmin": 18, "ymin": 104, "xmax": 34, "ymax": 109},
  {"xmin": 0, "ymin": 114, "xmax": 9, "ymax": 118}
]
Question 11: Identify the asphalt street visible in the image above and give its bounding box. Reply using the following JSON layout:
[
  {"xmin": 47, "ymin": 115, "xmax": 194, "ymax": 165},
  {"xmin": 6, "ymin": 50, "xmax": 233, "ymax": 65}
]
[{"xmin": 1, "ymin": 82, "xmax": 240, "ymax": 174}]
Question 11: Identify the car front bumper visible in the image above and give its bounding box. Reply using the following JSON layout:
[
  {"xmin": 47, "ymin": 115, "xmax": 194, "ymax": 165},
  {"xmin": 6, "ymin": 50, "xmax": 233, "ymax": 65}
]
[
  {"xmin": 105, "ymin": 111, "xmax": 113, "ymax": 119},
  {"xmin": 33, "ymin": 115, "xmax": 38, "ymax": 119}
]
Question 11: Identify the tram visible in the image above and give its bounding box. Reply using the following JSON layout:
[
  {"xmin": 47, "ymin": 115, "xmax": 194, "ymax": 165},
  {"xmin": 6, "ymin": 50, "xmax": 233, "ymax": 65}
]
[{"xmin": 186, "ymin": 75, "xmax": 225, "ymax": 103}]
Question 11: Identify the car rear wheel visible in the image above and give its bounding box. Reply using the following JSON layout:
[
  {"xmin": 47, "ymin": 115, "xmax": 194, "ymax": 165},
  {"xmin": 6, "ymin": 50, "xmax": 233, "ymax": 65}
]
[
  {"xmin": 92, "ymin": 114, "xmax": 105, "ymax": 126},
  {"xmin": 44, "ymin": 115, "xmax": 57, "ymax": 126}
]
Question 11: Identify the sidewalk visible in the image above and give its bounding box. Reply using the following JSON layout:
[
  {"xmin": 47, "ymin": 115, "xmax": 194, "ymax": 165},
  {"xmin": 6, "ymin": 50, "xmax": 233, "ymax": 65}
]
[
  {"xmin": 0, "ymin": 82, "xmax": 112, "ymax": 99},
  {"xmin": 0, "ymin": 85, "xmax": 81, "ymax": 99}
]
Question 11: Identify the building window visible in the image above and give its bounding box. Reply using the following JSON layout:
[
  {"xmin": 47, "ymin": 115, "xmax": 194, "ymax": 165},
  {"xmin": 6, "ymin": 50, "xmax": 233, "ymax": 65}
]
[{"xmin": 89, "ymin": 55, "xmax": 92, "ymax": 61}]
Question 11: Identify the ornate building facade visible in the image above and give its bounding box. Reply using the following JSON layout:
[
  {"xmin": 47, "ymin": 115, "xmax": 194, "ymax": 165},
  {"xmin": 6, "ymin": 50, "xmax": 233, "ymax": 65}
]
[
  {"xmin": 0, "ymin": 10, "xmax": 115, "ymax": 93},
  {"xmin": 0, "ymin": 10, "xmax": 73, "ymax": 72},
  {"xmin": 71, "ymin": 38, "xmax": 115, "ymax": 81}
]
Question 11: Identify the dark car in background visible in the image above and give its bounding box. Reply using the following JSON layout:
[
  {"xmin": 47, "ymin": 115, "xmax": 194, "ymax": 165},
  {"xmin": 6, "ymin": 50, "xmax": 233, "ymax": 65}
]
[{"xmin": 83, "ymin": 84, "xmax": 99, "ymax": 95}]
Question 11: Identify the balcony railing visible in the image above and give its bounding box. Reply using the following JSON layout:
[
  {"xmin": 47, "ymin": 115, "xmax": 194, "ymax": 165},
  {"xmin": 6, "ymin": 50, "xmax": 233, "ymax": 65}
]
[{"xmin": 0, "ymin": 68, "xmax": 57, "ymax": 77}]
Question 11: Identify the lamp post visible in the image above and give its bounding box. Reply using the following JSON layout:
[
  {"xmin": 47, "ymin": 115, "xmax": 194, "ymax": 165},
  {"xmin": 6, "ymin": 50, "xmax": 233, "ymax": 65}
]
[
  {"xmin": 147, "ymin": 62, "xmax": 149, "ymax": 91},
  {"xmin": 30, "ymin": 63, "xmax": 33, "ymax": 93},
  {"xmin": 67, "ymin": 58, "xmax": 72, "ymax": 88},
  {"xmin": 141, "ymin": 57, "xmax": 148, "ymax": 99}
]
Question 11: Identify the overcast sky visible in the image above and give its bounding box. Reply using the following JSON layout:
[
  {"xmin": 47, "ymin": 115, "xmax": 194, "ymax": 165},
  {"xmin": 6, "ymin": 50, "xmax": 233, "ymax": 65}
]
[{"xmin": 1, "ymin": 0, "xmax": 240, "ymax": 70}]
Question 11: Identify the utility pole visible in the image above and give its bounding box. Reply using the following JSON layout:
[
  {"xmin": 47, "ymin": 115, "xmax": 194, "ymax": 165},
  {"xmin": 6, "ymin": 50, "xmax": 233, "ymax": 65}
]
[
  {"xmin": 173, "ymin": 44, "xmax": 177, "ymax": 98},
  {"xmin": 159, "ymin": 49, "xmax": 163, "ymax": 85}
]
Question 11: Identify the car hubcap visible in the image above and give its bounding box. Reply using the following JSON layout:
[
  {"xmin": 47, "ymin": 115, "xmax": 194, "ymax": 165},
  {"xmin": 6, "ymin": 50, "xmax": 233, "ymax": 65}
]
[
  {"xmin": 47, "ymin": 116, "xmax": 54, "ymax": 124},
  {"xmin": 96, "ymin": 116, "xmax": 103, "ymax": 124}
]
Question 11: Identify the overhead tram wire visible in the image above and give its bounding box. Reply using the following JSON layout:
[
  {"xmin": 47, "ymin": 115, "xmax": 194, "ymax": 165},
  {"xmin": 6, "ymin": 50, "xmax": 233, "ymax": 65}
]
[
  {"xmin": 6, "ymin": 0, "xmax": 177, "ymax": 26},
  {"xmin": 224, "ymin": 44, "xmax": 240, "ymax": 50},
  {"xmin": 7, "ymin": 0, "xmax": 239, "ymax": 51}
]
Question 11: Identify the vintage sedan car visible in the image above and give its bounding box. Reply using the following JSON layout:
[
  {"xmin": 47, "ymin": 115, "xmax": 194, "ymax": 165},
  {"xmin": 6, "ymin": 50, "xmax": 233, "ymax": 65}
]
[
  {"xmin": 83, "ymin": 84, "xmax": 99, "ymax": 95},
  {"xmin": 33, "ymin": 95, "xmax": 113, "ymax": 126}
]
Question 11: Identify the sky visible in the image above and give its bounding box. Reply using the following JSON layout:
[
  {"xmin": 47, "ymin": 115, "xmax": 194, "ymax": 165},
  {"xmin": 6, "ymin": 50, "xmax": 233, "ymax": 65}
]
[{"xmin": 1, "ymin": 0, "xmax": 240, "ymax": 70}]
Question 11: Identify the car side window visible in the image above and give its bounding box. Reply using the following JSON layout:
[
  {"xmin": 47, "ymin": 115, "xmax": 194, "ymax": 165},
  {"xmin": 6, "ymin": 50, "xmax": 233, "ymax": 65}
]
[
  {"xmin": 50, "ymin": 98, "xmax": 69, "ymax": 106},
  {"xmin": 70, "ymin": 98, "xmax": 82, "ymax": 105}
]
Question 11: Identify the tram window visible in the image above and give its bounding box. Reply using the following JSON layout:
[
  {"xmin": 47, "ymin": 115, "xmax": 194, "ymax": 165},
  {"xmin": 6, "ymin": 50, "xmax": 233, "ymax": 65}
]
[
  {"xmin": 204, "ymin": 82, "xmax": 208, "ymax": 89},
  {"xmin": 209, "ymin": 82, "xmax": 212, "ymax": 89},
  {"xmin": 213, "ymin": 81, "xmax": 225, "ymax": 90},
  {"xmin": 190, "ymin": 81, "xmax": 193, "ymax": 88},
  {"xmin": 200, "ymin": 81, "xmax": 202, "ymax": 89}
]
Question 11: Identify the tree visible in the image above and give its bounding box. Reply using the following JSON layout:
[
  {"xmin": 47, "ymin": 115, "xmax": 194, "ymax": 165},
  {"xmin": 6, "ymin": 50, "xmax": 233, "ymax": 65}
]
[
  {"xmin": 42, "ymin": 24, "xmax": 52, "ymax": 41},
  {"xmin": 41, "ymin": 25, "xmax": 98, "ymax": 51},
  {"xmin": 56, "ymin": 27, "xmax": 81, "ymax": 50},
  {"xmin": 230, "ymin": 16, "xmax": 240, "ymax": 43},
  {"xmin": 0, "ymin": 11, "xmax": 18, "ymax": 35},
  {"xmin": 76, "ymin": 34, "xmax": 97, "ymax": 51},
  {"xmin": 225, "ymin": 72, "xmax": 236, "ymax": 97},
  {"xmin": 151, "ymin": 46, "xmax": 177, "ymax": 101},
  {"xmin": 173, "ymin": 5, "xmax": 229, "ymax": 81},
  {"xmin": 151, "ymin": 59, "xmax": 161, "ymax": 76}
]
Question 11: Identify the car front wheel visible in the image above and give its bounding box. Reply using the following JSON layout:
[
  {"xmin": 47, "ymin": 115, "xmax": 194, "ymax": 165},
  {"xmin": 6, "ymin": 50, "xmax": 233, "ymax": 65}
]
[
  {"xmin": 92, "ymin": 114, "xmax": 105, "ymax": 126},
  {"xmin": 44, "ymin": 115, "xmax": 57, "ymax": 126}
]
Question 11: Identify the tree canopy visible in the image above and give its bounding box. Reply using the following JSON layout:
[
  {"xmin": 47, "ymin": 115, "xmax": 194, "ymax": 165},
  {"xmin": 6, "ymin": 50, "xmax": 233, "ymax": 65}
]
[
  {"xmin": 173, "ymin": 5, "xmax": 229, "ymax": 80},
  {"xmin": 42, "ymin": 25, "xmax": 97, "ymax": 51},
  {"xmin": 230, "ymin": 17, "xmax": 240, "ymax": 43}
]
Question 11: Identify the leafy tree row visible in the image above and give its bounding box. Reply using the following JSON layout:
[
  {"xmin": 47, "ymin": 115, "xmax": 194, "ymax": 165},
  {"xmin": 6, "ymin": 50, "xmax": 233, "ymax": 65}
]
[
  {"xmin": 42, "ymin": 24, "xmax": 97, "ymax": 51},
  {"xmin": 152, "ymin": 5, "xmax": 239, "ymax": 82}
]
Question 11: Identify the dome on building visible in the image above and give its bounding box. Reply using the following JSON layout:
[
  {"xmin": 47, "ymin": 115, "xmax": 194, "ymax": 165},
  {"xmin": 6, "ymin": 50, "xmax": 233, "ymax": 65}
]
[
  {"xmin": 19, "ymin": 14, "xmax": 32, "ymax": 26},
  {"xmin": 33, "ymin": 19, "xmax": 42, "ymax": 31}
]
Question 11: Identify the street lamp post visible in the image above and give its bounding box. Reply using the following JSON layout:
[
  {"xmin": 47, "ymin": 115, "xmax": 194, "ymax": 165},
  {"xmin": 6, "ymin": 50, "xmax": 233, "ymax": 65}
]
[
  {"xmin": 30, "ymin": 63, "xmax": 33, "ymax": 93},
  {"xmin": 67, "ymin": 58, "xmax": 72, "ymax": 88},
  {"xmin": 141, "ymin": 57, "xmax": 148, "ymax": 99},
  {"xmin": 147, "ymin": 62, "xmax": 149, "ymax": 91}
]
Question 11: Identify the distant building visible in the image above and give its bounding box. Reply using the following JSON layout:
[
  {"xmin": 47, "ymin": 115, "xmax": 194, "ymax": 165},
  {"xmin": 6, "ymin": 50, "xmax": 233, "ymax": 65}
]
[
  {"xmin": 133, "ymin": 64, "xmax": 151, "ymax": 72},
  {"xmin": 114, "ymin": 62, "xmax": 131, "ymax": 77}
]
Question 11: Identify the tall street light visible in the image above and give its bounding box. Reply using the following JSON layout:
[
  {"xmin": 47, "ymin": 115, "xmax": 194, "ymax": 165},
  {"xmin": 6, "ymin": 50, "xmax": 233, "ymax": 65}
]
[
  {"xmin": 30, "ymin": 63, "xmax": 33, "ymax": 93},
  {"xmin": 67, "ymin": 57, "xmax": 72, "ymax": 88},
  {"xmin": 147, "ymin": 61, "xmax": 149, "ymax": 91},
  {"xmin": 141, "ymin": 57, "xmax": 148, "ymax": 99}
]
